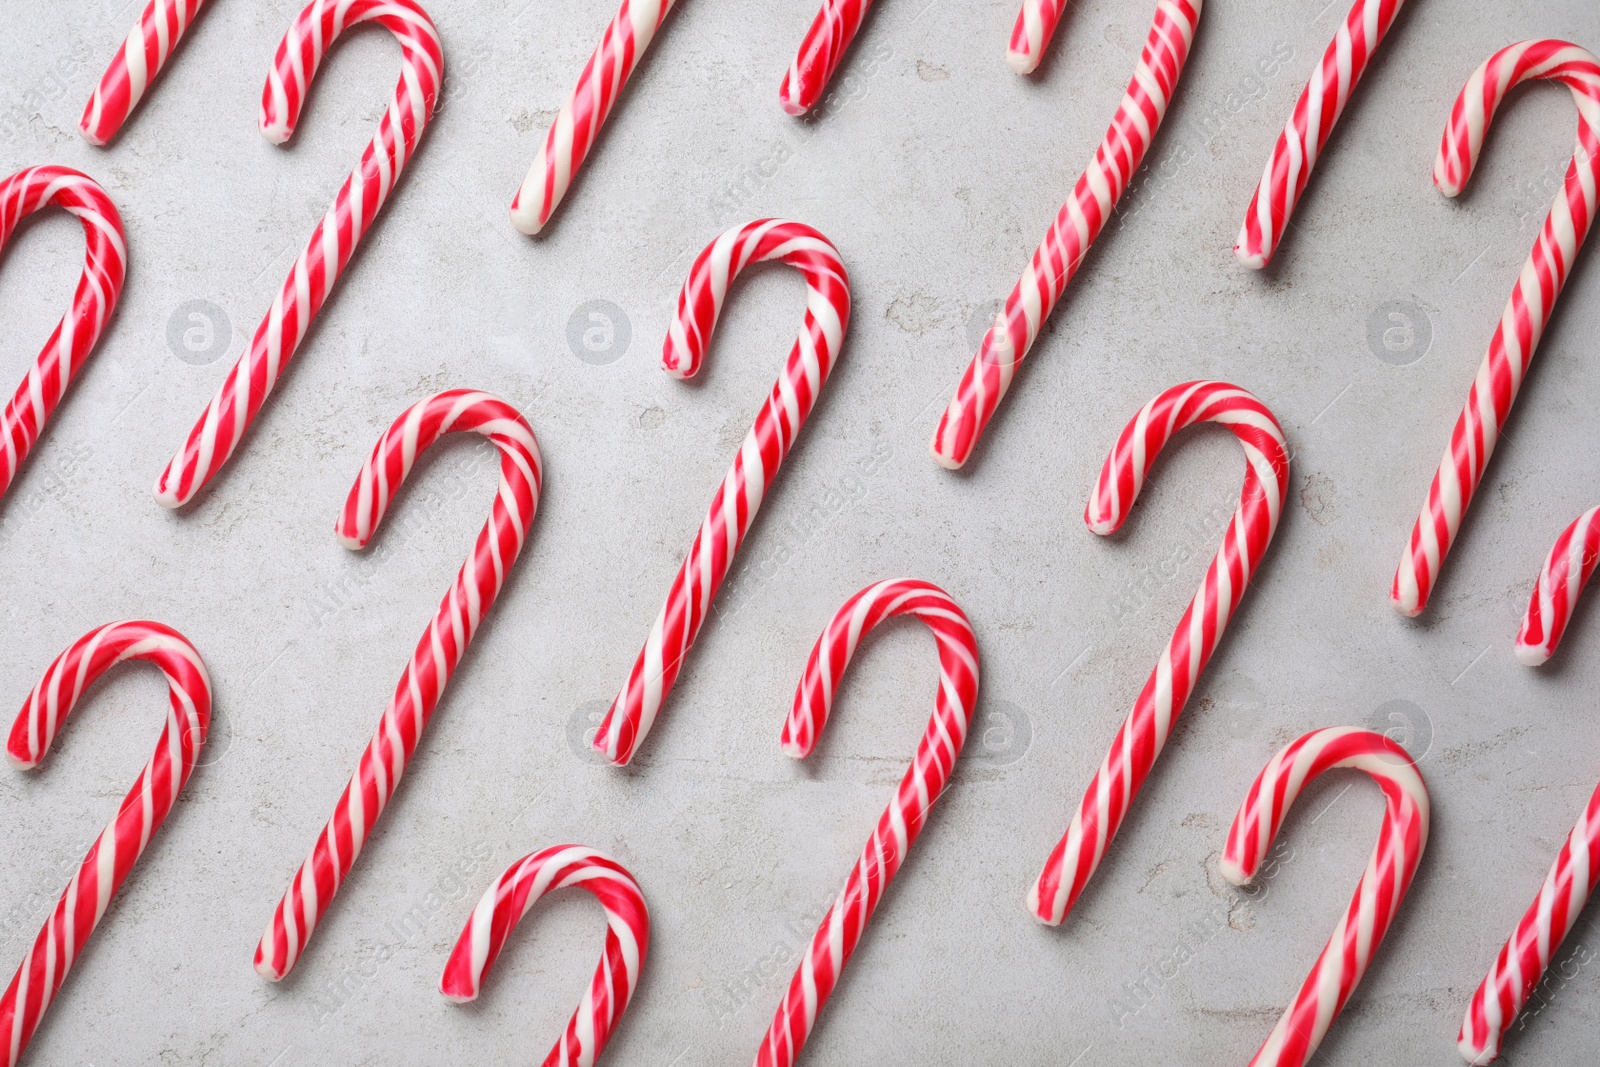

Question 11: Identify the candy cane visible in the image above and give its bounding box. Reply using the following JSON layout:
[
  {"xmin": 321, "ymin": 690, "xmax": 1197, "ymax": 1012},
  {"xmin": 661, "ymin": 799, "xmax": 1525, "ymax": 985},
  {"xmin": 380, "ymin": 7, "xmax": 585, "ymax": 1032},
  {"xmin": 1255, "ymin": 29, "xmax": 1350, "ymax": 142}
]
[
  {"xmin": 929, "ymin": 0, "xmax": 1201, "ymax": 471},
  {"xmin": 1392, "ymin": 41, "xmax": 1600, "ymax": 616},
  {"xmin": 1, "ymin": 621, "xmax": 211, "ymax": 1067},
  {"xmin": 80, "ymin": 0, "xmax": 212, "ymax": 145},
  {"xmin": 0, "ymin": 167, "xmax": 125, "ymax": 503},
  {"xmin": 254, "ymin": 390, "xmax": 541, "ymax": 980},
  {"xmin": 442, "ymin": 845, "xmax": 649, "ymax": 1067},
  {"xmin": 778, "ymin": 0, "xmax": 872, "ymax": 116},
  {"xmin": 1223, "ymin": 727, "xmax": 1429, "ymax": 1067},
  {"xmin": 509, "ymin": 0, "xmax": 676, "ymax": 235},
  {"xmin": 593, "ymin": 219, "xmax": 850, "ymax": 767},
  {"xmin": 1514, "ymin": 505, "xmax": 1600, "ymax": 666},
  {"xmin": 756, "ymin": 579, "xmax": 979, "ymax": 1067},
  {"xmin": 153, "ymin": 0, "xmax": 443, "ymax": 509},
  {"xmin": 1234, "ymin": 0, "xmax": 1408, "ymax": 268},
  {"xmin": 1458, "ymin": 782, "xmax": 1600, "ymax": 1062},
  {"xmin": 1029, "ymin": 381, "xmax": 1288, "ymax": 926},
  {"xmin": 1007, "ymin": 0, "xmax": 1066, "ymax": 75}
]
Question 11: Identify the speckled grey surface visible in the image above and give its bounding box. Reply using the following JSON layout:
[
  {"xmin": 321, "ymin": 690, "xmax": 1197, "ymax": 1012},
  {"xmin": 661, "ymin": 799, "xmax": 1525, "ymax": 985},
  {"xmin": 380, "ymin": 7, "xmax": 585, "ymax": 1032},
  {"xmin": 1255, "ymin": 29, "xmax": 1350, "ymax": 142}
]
[{"xmin": 0, "ymin": 0, "xmax": 1598, "ymax": 1063}]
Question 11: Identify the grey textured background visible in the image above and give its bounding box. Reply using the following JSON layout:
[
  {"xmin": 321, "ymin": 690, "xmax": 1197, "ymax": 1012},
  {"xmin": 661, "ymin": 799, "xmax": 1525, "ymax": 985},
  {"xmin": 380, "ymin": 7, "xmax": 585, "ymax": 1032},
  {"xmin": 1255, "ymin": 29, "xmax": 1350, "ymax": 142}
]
[{"xmin": 0, "ymin": 0, "xmax": 1597, "ymax": 1063}]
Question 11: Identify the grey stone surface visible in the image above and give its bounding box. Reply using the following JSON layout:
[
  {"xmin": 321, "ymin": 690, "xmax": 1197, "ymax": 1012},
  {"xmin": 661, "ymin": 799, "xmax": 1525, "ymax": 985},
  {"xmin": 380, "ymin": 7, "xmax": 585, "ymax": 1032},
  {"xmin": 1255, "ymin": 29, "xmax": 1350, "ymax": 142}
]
[{"xmin": 0, "ymin": 0, "xmax": 1597, "ymax": 1063}]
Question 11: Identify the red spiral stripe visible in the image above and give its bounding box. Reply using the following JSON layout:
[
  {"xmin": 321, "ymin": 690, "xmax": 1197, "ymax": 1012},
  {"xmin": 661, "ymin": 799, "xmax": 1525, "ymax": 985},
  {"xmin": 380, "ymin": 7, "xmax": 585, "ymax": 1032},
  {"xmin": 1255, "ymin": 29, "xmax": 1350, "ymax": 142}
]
[
  {"xmin": 593, "ymin": 219, "xmax": 850, "ymax": 767},
  {"xmin": 1, "ymin": 622, "xmax": 211, "ymax": 1067},
  {"xmin": 1029, "ymin": 381, "xmax": 1289, "ymax": 925},
  {"xmin": 1223, "ymin": 728, "xmax": 1429, "ymax": 1067},
  {"xmin": 778, "ymin": 0, "xmax": 871, "ymax": 116},
  {"xmin": 756, "ymin": 579, "xmax": 979, "ymax": 1067},
  {"xmin": 1458, "ymin": 779, "xmax": 1600, "ymax": 1063},
  {"xmin": 153, "ymin": 0, "xmax": 443, "ymax": 509},
  {"xmin": 254, "ymin": 390, "xmax": 542, "ymax": 980},
  {"xmin": 930, "ymin": 0, "xmax": 1200, "ymax": 470},
  {"xmin": 0, "ymin": 167, "xmax": 125, "ymax": 504},
  {"xmin": 1235, "ymin": 0, "xmax": 1407, "ymax": 268},
  {"xmin": 80, "ymin": 0, "xmax": 211, "ymax": 145},
  {"xmin": 509, "ymin": 0, "xmax": 677, "ymax": 234},
  {"xmin": 1392, "ymin": 41, "xmax": 1600, "ymax": 616},
  {"xmin": 441, "ymin": 845, "xmax": 649, "ymax": 1067},
  {"xmin": 1514, "ymin": 505, "xmax": 1600, "ymax": 666}
]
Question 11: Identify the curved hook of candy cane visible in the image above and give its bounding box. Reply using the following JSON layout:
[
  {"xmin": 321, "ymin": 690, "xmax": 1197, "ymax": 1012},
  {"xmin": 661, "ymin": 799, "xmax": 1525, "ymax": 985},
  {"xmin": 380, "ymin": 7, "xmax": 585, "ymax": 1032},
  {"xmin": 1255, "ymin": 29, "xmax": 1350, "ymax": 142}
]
[
  {"xmin": 1456, "ymin": 778, "xmax": 1600, "ymax": 1063},
  {"xmin": 0, "ymin": 621, "xmax": 211, "ymax": 1067},
  {"xmin": 152, "ymin": 0, "xmax": 444, "ymax": 510},
  {"xmin": 1235, "ymin": 0, "xmax": 1408, "ymax": 269},
  {"xmin": 777, "ymin": 0, "xmax": 873, "ymax": 116},
  {"xmin": 254, "ymin": 390, "xmax": 542, "ymax": 982},
  {"xmin": 755, "ymin": 579, "xmax": 978, "ymax": 1067},
  {"xmin": 0, "ymin": 167, "xmax": 126, "ymax": 506},
  {"xmin": 80, "ymin": 0, "xmax": 212, "ymax": 145},
  {"xmin": 1028, "ymin": 381, "xmax": 1288, "ymax": 927},
  {"xmin": 1391, "ymin": 41, "xmax": 1600, "ymax": 617},
  {"xmin": 441, "ymin": 845, "xmax": 649, "ymax": 1067},
  {"xmin": 929, "ymin": 0, "xmax": 1201, "ymax": 471},
  {"xmin": 1222, "ymin": 727, "xmax": 1429, "ymax": 1067},
  {"xmin": 1513, "ymin": 505, "xmax": 1600, "ymax": 666},
  {"xmin": 592, "ymin": 220, "xmax": 850, "ymax": 768},
  {"xmin": 509, "ymin": 0, "xmax": 677, "ymax": 235}
]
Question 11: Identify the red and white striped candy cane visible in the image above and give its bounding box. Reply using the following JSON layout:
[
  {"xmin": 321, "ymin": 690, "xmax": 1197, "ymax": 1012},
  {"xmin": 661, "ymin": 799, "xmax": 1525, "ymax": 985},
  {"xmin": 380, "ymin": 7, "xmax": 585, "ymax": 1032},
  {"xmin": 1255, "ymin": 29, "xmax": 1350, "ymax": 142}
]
[
  {"xmin": 1392, "ymin": 41, "xmax": 1600, "ymax": 617},
  {"xmin": 441, "ymin": 845, "xmax": 649, "ymax": 1067},
  {"xmin": 1029, "ymin": 381, "xmax": 1289, "ymax": 926},
  {"xmin": 1, "ymin": 621, "xmax": 211, "ymax": 1067},
  {"xmin": 153, "ymin": 0, "xmax": 443, "ymax": 509},
  {"xmin": 1223, "ymin": 727, "xmax": 1429, "ymax": 1067},
  {"xmin": 254, "ymin": 390, "xmax": 542, "ymax": 980},
  {"xmin": 1235, "ymin": 0, "xmax": 1407, "ymax": 269},
  {"xmin": 1458, "ymin": 781, "xmax": 1600, "ymax": 1063},
  {"xmin": 509, "ymin": 0, "xmax": 676, "ymax": 234},
  {"xmin": 1514, "ymin": 505, "xmax": 1600, "ymax": 666},
  {"xmin": 80, "ymin": 0, "xmax": 212, "ymax": 145},
  {"xmin": 593, "ymin": 220, "xmax": 850, "ymax": 767},
  {"xmin": 930, "ymin": 0, "xmax": 1201, "ymax": 471},
  {"xmin": 778, "ymin": 0, "xmax": 870, "ymax": 116},
  {"xmin": 0, "ymin": 167, "xmax": 125, "ymax": 504},
  {"xmin": 756, "ymin": 579, "xmax": 979, "ymax": 1067},
  {"xmin": 1007, "ymin": 0, "xmax": 1067, "ymax": 75}
]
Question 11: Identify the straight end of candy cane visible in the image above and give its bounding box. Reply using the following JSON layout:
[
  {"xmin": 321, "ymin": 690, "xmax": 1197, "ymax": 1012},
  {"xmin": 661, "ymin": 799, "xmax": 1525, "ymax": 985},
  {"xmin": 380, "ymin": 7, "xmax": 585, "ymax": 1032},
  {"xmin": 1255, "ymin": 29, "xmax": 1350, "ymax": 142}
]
[
  {"xmin": 78, "ymin": 120, "xmax": 110, "ymax": 148},
  {"xmin": 1025, "ymin": 873, "xmax": 1066, "ymax": 926},
  {"xmin": 928, "ymin": 400, "xmax": 974, "ymax": 470},
  {"xmin": 1006, "ymin": 47, "xmax": 1039, "ymax": 75},
  {"xmin": 1456, "ymin": 1033, "xmax": 1500, "ymax": 1066},
  {"xmin": 439, "ymin": 981, "xmax": 478, "ymax": 1004},
  {"xmin": 259, "ymin": 118, "xmax": 293, "ymax": 146},
  {"xmin": 253, "ymin": 943, "xmax": 289, "ymax": 983},
  {"xmin": 1389, "ymin": 568, "xmax": 1426, "ymax": 618},
  {"xmin": 508, "ymin": 197, "xmax": 546, "ymax": 236},
  {"xmin": 777, "ymin": 78, "xmax": 810, "ymax": 117},
  {"xmin": 1513, "ymin": 639, "xmax": 1552, "ymax": 667},
  {"xmin": 928, "ymin": 436, "xmax": 965, "ymax": 470},
  {"xmin": 5, "ymin": 747, "xmax": 37, "ymax": 771},
  {"xmin": 335, "ymin": 531, "xmax": 367, "ymax": 551},
  {"xmin": 1233, "ymin": 240, "xmax": 1269, "ymax": 271},
  {"xmin": 1217, "ymin": 855, "xmax": 1251, "ymax": 887},
  {"xmin": 151, "ymin": 469, "xmax": 190, "ymax": 510}
]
